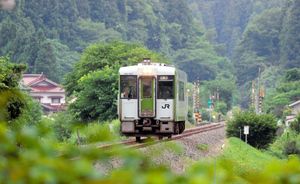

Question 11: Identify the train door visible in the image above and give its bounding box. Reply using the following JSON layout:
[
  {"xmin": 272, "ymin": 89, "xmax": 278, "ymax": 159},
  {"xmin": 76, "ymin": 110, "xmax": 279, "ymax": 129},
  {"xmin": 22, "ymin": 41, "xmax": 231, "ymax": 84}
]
[{"xmin": 139, "ymin": 77, "xmax": 156, "ymax": 117}]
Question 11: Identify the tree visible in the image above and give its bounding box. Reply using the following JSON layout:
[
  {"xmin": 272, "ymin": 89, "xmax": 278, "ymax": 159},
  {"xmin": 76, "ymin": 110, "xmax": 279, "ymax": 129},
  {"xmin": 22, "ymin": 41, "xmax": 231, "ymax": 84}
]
[
  {"xmin": 280, "ymin": 0, "xmax": 300, "ymax": 68},
  {"xmin": 65, "ymin": 42, "xmax": 165, "ymax": 122},
  {"xmin": 226, "ymin": 111, "xmax": 277, "ymax": 149},
  {"xmin": 69, "ymin": 67, "xmax": 118, "ymax": 121},
  {"xmin": 34, "ymin": 40, "xmax": 59, "ymax": 82},
  {"xmin": 0, "ymin": 56, "xmax": 41, "ymax": 128},
  {"xmin": 234, "ymin": 8, "xmax": 283, "ymax": 85}
]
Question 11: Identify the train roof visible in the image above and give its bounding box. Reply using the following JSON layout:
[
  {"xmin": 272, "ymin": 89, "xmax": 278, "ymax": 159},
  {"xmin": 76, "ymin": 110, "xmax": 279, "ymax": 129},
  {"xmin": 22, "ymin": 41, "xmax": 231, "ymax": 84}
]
[{"xmin": 119, "ymin": 63, "xmax": 176, "ymax": 76}]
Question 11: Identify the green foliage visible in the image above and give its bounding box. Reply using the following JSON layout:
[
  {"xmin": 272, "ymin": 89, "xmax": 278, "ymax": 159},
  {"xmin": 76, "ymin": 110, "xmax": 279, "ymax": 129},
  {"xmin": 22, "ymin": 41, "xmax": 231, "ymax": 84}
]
[
  {"xmin": 65, "ymin": 42, "xmax": 164, "ymax": 122},
  {"xmin": 197, "ymin": 144, "xmax": 209, "ymax": 152},
  {"xmin": 13, "ymin": 93, "xmax": 42, "ymax": 127},
  {"xmin": 0, "ymin": 56, "xmax": 26, "ymax": 90},
  {"xmin": 280, "ymin": 0, "xmax": 300, "ymax": 68},
  {"xmin": 232, "ymin": 1, "xmax": 300, "ymax": 109},
  {"xmin": 215, "ymin": 101, "xmax": 227, "ymax": 115},
  {"xmin": 283, "ymin": 140, "xmax": 300, "ymax": 156},
  {"xmin": 0, "ymin": 0, "xmax": 219, "ymax": 84},
  {"xmin": 226, "ymin": 111, "xmax": 277, "ymax": 149},
  {"xmin": 187, "ymin": 109, "xmax": 195, "ymax": 124},
  {"xmin": 290, "ymin": 115, "xmax": 300, "ymax": 134},
  {"xmin": 269, "ymin": 130, "xmax": 300, "ymax": 158},
  {"xmin": 70, "ymin": 67, "xmax": 118, "ymax": 122},
  {"xmin": 264, "ymin": 69, "xmax": 300, "ymax": 117},
  {"xmin": 221, "ymin": 137, "xmax": 278, "ymax": 174},
  {"xmin": 1, "ymin": 118, "xmax": 300, "ymax": 183},
  {"xmin": 197, "ymin": 77, "xmax": 237, "ymax": 115},
  {"xmin": 51, "ymin": 112, "xmax": 74, "ymax": 142},
  {"xmin": 284, "ymin": 68, "xmax": 300, "ymax": 82},
  {"xmin": 234, "ymin": 8, "xmax": 282, "ymax": 85},
  {"xmin": 0, "ymin": 57, "xmax": 42, "ymax": 129},
  {"xmin": 200, "ymin": 109, "xmax": 210, "ymax": 121}
]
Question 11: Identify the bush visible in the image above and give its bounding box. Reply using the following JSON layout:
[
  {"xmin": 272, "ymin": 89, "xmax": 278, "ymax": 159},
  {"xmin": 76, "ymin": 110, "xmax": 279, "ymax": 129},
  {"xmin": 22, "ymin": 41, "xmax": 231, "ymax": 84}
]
[
  {"xmin": 226, "ymin": 111, "xmax": 277, "ymax": 149},
  {"xmin": 200, "ymin": 109, "xmax": 210, "ymax": 121},
  {"xmin": 290, "ymin": 114, "xmax": 300, "ymax": 134},
  {"xmin": 187, "ymin": 109, "xmax": 195, "ymax": 124},
  {"xmin": 52, "ymin": 111, "xmax": 74, "ymax": 142},
  {"xmin": 215, "ymin": 101, "xmax": 227, "ymax": 115},
  {"xmin": 284, "ymin": 141, "xmax": 300, "ymax": 156}
]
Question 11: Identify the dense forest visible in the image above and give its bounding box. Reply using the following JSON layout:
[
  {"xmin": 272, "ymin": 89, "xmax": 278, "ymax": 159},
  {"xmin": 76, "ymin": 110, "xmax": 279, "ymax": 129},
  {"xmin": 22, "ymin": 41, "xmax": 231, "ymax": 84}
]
[
  {"xmin": 2, "ymin": 1, "xmax": 300, "ymax": 183},
  {"xmin": 0, "ymin": 0, "xmax": 300, "ymax": 115}
]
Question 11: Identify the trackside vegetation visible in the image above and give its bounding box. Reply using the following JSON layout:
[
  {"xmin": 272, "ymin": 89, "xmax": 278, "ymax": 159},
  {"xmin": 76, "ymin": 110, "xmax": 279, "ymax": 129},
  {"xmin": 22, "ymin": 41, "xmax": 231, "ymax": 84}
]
[
  {"xmin": 269, "ymin": 114, "xmax": 300, "ymax": 158},
  {"xmin": 220, "ymin": 137, "xmax": 278, "ymax": 174},
  {"xmin": 2, "ymin": 117, "xmax": 300, "ymax": 183},
  {"xmin": 226, "ymin": 111, "xmax": 277, "ymax": 149}
]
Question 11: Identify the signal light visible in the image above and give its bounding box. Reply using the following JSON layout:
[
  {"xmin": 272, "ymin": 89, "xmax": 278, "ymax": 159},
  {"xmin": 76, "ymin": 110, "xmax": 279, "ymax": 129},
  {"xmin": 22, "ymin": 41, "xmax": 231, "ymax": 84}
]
[{"xmin": 194, "ymin": 112, "xmax": 202, "ymax": 123}]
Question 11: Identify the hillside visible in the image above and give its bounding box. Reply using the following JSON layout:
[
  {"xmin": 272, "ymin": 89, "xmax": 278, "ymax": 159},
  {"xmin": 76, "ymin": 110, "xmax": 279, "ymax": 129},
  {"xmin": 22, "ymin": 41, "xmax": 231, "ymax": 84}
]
[
  {"xmin": 0, "ymin": 0, "xmax": 299, "ymax": 111},
  {"xmin": 0, "ymin": 0, "xmax": 232, "ymax": 85}
]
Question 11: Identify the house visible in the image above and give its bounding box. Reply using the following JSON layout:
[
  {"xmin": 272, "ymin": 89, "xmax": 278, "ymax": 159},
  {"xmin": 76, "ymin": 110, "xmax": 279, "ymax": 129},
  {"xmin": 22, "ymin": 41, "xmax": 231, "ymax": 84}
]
[
  {"xmin": 289, "ymin": 100, "xmax": 300, "ymax": 115},
  {"xmin": 21, "ymin": 73, "xmax": 66, "ymax": 114}
]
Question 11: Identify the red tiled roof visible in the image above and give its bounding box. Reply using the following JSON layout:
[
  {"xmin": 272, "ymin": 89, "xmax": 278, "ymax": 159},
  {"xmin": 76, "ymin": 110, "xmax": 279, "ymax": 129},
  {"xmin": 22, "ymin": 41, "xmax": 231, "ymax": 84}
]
[
  {"xmin": 22, "ymin": 74, "xmax": 44, "ymax": 86},
  {"xmin": 22, "ymin": 74, "xmax": 65, "ymax": 93}
]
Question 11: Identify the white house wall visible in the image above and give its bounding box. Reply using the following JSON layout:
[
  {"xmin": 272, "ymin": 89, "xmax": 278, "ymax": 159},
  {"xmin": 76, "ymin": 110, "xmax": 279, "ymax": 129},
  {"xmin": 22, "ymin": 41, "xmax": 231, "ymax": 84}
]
[{"xmin": 31, "ymin": 92, "xmax": 65, "ymax": 105}]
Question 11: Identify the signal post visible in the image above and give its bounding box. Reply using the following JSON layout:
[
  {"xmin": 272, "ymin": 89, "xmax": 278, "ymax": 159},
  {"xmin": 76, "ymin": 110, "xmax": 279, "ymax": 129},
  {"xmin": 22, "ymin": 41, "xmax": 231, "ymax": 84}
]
[{"xmin": 193, "ymin": 80, "xmax": 202, "ymax": 124}]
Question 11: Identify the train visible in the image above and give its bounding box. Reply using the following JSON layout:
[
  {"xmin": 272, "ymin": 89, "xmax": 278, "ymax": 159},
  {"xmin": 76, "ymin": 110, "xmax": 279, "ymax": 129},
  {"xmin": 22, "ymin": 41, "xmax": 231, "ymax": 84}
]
[{"xmin": 118, "ymin": 59, "xmax": 188, "ymax": 141}]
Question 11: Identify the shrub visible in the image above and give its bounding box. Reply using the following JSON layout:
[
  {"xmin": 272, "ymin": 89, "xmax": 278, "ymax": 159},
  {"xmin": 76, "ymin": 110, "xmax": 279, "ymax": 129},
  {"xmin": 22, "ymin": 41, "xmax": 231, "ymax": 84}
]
[
  {"xmin": 283, "ymin": 141, "xmax": 300, "ymax": 156},
  {"xmin": 52, "ymin": 111, "xmax": 74, "ymax": 142},
  {"xmin": 226, "ymin": 111, "xmax": 277, "ymax": 149},
  {"xmin": 187, "ymin": 109, "xmax": 195, "ymax": 124},
  {"xmin": 290, "ymin": 114, "xmax": 300, "ymax": 134},
  {"xmin": 200, "ymin": 109, "xmax": 210, "ymax": 121},
  {"xmin": 215, "ymin": 101, "xmax": 227, "ymax": 115}
]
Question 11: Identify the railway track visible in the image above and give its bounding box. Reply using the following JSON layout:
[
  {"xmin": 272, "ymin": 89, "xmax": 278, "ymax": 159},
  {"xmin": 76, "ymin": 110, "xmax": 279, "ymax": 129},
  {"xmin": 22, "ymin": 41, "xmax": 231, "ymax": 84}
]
[{"xmin": 97, "ymin": 122, "xmax": 225, "ymax": 150}]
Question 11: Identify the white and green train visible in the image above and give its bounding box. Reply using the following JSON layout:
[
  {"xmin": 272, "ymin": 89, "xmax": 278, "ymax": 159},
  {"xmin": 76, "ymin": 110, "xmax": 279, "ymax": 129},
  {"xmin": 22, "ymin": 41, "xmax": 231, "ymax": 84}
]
[{"xmin": 118, "ymin": 59, "xmax": 188, "ymax": 141}]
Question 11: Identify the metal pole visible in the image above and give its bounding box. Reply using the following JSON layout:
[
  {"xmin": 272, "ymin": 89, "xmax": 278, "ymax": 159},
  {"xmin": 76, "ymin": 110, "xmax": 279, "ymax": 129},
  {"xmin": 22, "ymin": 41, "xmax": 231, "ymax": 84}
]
[
  {"xmin": 213, "ymin": 158, "xmax": 217, "ymax": 184},
  {"xmin": 209, "ymin": 105, "xmax": 212, "ymax": 123},
  {"xmin": 245, "ymin": 134, "xmax": 248, "ymax": 144},
  {"xmin": 239, "ymin": 127, "xmax": 241, "ymax": 139},
  {"xmin": 257, "ymin": 67, "xmax": 261, "ymax": 114}
]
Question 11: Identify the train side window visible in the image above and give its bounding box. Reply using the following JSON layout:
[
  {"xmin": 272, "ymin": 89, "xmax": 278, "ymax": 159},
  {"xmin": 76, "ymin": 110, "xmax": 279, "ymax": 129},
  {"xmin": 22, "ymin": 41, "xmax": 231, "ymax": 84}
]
[
  {"xmin": 120, "ymin": 75, "xmax": 137, "ymax": 99},
  {"xmin": 158, "ymin": 76, "xmax": 174, "ymax": 99},
  {"xmin": 179, "ymin": 81, "xmax": 185, "ymax": 101}
]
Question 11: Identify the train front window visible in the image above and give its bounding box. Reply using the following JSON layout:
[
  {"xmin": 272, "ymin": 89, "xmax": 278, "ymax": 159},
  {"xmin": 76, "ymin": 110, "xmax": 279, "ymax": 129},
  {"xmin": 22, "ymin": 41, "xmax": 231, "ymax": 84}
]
[
  {"xmin": 120, "ymin": 75, "xmax": 137, "ymax": 99},
  {"xmin": 158, "ymin": 76, "xmax": 174, "ymax": 99},
  {"xmin": 142, "ymin": 78, "xmax": 152, "ymax": 98}
]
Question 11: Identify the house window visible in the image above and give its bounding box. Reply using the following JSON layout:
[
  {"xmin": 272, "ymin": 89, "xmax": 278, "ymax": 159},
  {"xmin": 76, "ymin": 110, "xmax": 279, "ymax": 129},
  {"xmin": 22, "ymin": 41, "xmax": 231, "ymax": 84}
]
[
  {"xmin": 33, "ymin": 97, "xmax": 41, "ymax": 102},
  {"xmin": 51, "ymin": 98, "xmax": 61, "ymax": 104}
]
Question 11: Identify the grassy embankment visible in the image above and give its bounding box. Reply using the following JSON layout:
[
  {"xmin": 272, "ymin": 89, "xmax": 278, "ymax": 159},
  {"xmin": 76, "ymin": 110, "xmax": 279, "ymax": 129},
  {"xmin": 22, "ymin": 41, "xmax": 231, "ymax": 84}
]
[{"xmin": 220, "ymin": 137, "xmax": 279, "ymax": 174}]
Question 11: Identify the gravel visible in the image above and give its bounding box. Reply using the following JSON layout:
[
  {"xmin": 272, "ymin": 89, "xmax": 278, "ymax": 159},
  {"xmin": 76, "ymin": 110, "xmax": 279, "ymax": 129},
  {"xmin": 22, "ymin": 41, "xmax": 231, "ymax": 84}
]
[
  {"xmin": 140, "ymin": 125, "xmax": 226, "ymax": 173},
  {"xmin": 95, "ymin": 125, "xmax": 226, "ymax": 174}
]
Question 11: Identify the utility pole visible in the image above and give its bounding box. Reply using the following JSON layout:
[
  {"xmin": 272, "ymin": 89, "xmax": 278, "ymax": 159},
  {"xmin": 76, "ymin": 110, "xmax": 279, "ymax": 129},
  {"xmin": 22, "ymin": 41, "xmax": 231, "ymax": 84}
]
[
  {"xmin": 258, "ymin": 86, "xmax": 265, "ymax": 114},
  {"xmin": 250, "ymin": 66, "xmax": 265, "ymax": 114},
  {"xmin": 193, "ymin": 80, "xmax": 201, "ymax": 124},
  {"xmin": 251, "ymin": 80, "xmax": 255, "ymax": 108}
]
